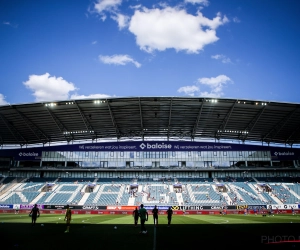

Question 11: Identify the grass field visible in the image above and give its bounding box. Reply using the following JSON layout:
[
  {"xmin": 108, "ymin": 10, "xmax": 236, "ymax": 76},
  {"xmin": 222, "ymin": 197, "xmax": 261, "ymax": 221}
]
[{"xmin": 1, "ymin": 213, "xmax": 300, "ymax": 249}]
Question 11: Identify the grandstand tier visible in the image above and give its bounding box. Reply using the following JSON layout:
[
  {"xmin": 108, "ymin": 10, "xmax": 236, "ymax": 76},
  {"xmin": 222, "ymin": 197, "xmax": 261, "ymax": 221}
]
[{"xmin": 1, "ymin": 173, "xmax": 300, "ymax": 210}]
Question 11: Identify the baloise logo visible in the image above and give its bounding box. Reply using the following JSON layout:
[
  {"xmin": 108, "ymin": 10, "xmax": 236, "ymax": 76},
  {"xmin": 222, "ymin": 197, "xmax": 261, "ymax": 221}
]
[
  {"xmin": 140, "ymin": 143, "xmax": 172, "ymax": 150},
  {"xmin": 18, "ymin": 152, "xmax": 39, "ymax": 157}
]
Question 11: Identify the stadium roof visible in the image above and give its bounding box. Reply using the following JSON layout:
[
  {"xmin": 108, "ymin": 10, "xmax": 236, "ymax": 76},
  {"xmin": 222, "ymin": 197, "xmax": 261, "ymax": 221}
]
[{"xmin": 0, "ymin": 97, "xmax": 299, "ymax": 147}]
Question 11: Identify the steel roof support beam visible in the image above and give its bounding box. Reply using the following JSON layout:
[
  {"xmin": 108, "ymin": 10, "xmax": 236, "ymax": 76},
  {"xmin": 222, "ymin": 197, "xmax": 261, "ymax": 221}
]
[
  {"xmin": 216, "ymin": 100, "xmax": 237, "ymax": 140},
  {"xmin": 74, "ymin": 101, "xmax": 95, "ymax": 140},
  {"xmin": 139, "ymin": 98, "xmax": 144, "ymax": 140},
  {"xmin": 106, "ymin": 99, "xmax": 120, "ymax": 139},
  {"xmin": 285, "ymin": 124, "xmax": 300, "ymax": 145},
  {"xmin": 191, "ymin": 99, "xmax": 204, "ymax": 139},
  {"xmin": 262, "ymin": 107, "xmax": 299, "ymax": 142},
  {"xmin": 167, "ymin": 98, "xmax": 173, "ymax": 140},
  {"xmin": 0, "ymin": 113, "xmax": 26, "ymax": 146},
  {"xmin": 239, "ymin": 106, "xmax": 266, "ymax": 142},
  {"xmin": 46, "ymin": 107, "xmax": 73, "ymax": 143},
  {"xmin": 13, "ymin": 107, "xmax": 50, "ymax": 143}
]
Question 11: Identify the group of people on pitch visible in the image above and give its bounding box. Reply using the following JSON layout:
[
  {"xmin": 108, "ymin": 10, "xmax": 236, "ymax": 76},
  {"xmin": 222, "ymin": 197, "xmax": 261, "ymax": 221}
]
[
  {"xmin": 29, "ymin": 204, "xmax": 72, "ymax": 233},
  {"xmin": 28, "ymin": 203, "xmax": 173, "ymax": 234},
  {"xmin": 133, "ymin": 204, "xmax": 173, "ymax": 234}
]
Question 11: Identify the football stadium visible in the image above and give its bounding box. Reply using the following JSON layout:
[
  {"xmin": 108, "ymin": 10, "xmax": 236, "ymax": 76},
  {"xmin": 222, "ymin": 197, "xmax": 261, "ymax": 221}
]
[{"xmin": 0, "ymin": 96, "xmax": 300, "ymax": 249}]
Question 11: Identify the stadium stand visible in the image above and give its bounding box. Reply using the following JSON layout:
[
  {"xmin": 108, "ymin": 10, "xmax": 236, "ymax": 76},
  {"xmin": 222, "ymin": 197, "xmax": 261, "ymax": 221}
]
[
  {"xmin": 0, "ymin": 97, "xmax": 300, "ymax": 211},
  {"xmin": 1, "ymin": 175, "xmax": 300, "ymax": 207}
]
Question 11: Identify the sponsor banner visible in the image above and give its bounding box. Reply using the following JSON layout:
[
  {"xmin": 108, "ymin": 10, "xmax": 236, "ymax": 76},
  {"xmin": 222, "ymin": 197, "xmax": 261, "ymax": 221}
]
[
  {"xmin": 107, "ymin": 206, "xmax": 122, "ymax": 210},
  {"xmin": 208, "ymin": 206, "xmax": 235, "ymax": 210},
  {"xmin": 13, "ymin": 204, "xmax": 21, "ymax": 210},
  {"xmin": 15, "ymin": 151, "xmax": 40, "ymax": 160},
  {"xmin": 106, "ymin": 206, "xmax": 138, "ymax": 210},
  {"xmin": 235, "ymin": 205, "xmax": 267, "ymax": 210},
  {"xmin": 247, "ymin": 205, "xmax": 267, "ymax": 210},
  {"xmin": 0, "ymin": 209, "xmax": 297, "ymax": 215},
  {"xmin": 1, "ymin": 141, "xmax": 299, "ymax": 160},
  {"xmin": 144, "ymin": 206, "xmax": 169, "ymax": 210},
  {"xmin": 171, "ymin": 205, "xmax": 236, "ymax": 210},
  {"xmin": 82, "ymin": 205, "xmax": 105, "ymax": 210},
  {"xmin": 107, "ymin": 205, "xmax": 236, "ymax": 211},
  {"xmin": 20, "ymin": 204, "xmax": 44, "ymax": 209},
  {"xmin": 43, "ymin": 205, "xmax": 106, "ymax": 210},
  {"xmin": 271, "ymin": 150, "xmax": 298, "ymax": 160},
  {"xmin": 0, "ymin": 204, "xmax": 13, "ymax": 209},
  {"xmin": 268, "ymin": 204, "xmax": 298, "ymax": 210},
  {"xmin": 82, "ymin": 205, "xmax": 103, "ymax": 210},
  {"xmin": 236, "ymin": 205, "xmax": 249, "ymax": 210},
  {"xmin": 44, "ymin": 205, "xmax": 75, "ymax": 210},
  {"xmin": 12, "ymin": 204, "xmax": 271, "ymax": 211}
]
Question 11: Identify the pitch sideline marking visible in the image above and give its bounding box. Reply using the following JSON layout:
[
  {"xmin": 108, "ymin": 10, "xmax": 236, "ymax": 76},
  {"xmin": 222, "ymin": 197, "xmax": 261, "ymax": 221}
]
[
  {"xmin": 219, "ymin": 220, "xmax": 229, "ymax": 224},
  {"xmin": 153, "ymin": 225, "xmax": 156, "ymax": 250}
]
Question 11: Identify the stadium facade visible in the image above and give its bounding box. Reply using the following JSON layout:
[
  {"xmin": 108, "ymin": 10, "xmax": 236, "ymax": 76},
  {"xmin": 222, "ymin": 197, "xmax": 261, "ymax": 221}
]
[
  {"xmin": 0, "ymin": 96, "xmax": 299, "ymax": 177},
  {"xmin": 0, "ymin": 140, "xmax": 299, "ymax": 175},
  {"xmin": 0, "ymin": 97, "xmax": 300, "ymax": 212}
]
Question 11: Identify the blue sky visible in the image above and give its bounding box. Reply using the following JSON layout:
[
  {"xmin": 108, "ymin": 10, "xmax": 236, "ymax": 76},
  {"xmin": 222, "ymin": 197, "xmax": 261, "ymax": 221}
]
[{"xmin": 0, "ymin": 0, "xmax": 299, "ymax": 105}]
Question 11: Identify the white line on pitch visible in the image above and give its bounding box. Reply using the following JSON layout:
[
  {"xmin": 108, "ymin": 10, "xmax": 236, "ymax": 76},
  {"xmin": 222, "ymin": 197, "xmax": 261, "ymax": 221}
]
[{"xmin": 153, "ymin": 225, "xmax": 156, "ymax": 250}]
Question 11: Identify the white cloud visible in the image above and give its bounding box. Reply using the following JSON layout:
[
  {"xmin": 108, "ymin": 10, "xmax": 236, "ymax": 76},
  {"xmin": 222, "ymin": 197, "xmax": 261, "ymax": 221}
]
[
  {"xmin": 99, "ymin": 54, "xmax": 141, "ymax": 68},
  {"xmin": 198, "ymin": 75, "xmax": 232, "ymax": 97},
  {"xmin": 71, "ymin": 93, "xmax": 112, "ymax": 99},
  {"xmin": 128, "ymin": 7, "xmax": 228, "ymax": 53},
  {"xmin": 3, "ymin": 21, "xmax": 18, "ymax": 28},
  {"xmin": 211, "ymin": 54, "xmax": 231, "ymax": 63},
  {"xmin": 100, "ymin": 14, "xmax": 107, "ymax": 21},
  {"xmin": 177, "ymin": 86, "xmax": 199, "ymax": 96},
  {"xmin": 90, "ymin": 0, "xmax": 121, "ymax": 22},
  {"xmin": 177, "ymin": 75, "xmax": 232, "ymax": 97},
  {"xmin": 0, "ymin": 93, "xmax": 9, "ymax": 105},
  {"xmin": 233, "ymin": 17, "xmax": 240, "ymax": 23},
  {"xmin": 111, "ymin": 13, "xmax": 130, "ymax": 30},
  {"xmin": 93, "ymin": 0, "xmax": 122, "ymax": 14},
  {"xmin": 92, "ymin": 40, "xmax": 97, "ymax": 45},
  {"xmin": 23, "ymin": 73, "xmax": 77, "ymax": 102},
  {"xmin": 184, "ymin": 0, "xmax": 209, "ymax": 6},
  {"xmin": 130, "ymin": 4, "xmax": 142, "ymax": 10}
]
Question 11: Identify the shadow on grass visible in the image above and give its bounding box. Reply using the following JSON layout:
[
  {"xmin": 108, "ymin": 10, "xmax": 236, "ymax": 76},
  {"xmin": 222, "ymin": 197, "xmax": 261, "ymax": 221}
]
[{"xmin": 1, "ymin": 223, "xmax": 299, "ymax": 249}]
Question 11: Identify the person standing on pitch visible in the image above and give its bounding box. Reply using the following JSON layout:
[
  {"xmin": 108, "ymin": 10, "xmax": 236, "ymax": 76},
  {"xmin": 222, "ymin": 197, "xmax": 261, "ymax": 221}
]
[
  {"xmin": 64, "ymin": 204, "xmax": 72, "ymax": 233},
  {"xmin": 139, "ymin": 204, "xmax": 148, "ymax": 233},
  {"xmin": 167, "ymin": 207, "xmax": 173, "ymax": 227},
  {"xmin": 133, "ymin": 207, "xmax": 139, "ymax": 227},
  {"xmin": 152, "ymin": 205, "xmax": 158, "ymax": 226},
  {"xmin": 29, "ymin": 204, "xmax": 40, "ymax": 226}
]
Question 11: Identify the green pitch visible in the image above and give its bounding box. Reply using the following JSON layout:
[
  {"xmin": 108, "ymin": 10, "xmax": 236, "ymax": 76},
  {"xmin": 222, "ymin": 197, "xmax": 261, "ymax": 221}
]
[{"xmin": 0, "ymin": 213, "xmax": 299, "ymax": 249}]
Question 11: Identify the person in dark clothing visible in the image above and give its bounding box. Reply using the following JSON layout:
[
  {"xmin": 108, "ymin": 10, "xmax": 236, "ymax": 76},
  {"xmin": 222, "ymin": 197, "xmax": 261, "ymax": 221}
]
[
  {"xmin": 152, "ymin": 205, "xmax": 159, "ymax": 226},
  {"xmin": 139, "ymin": 204, "xmax": 148, "ymax": 233},
  {"xmin": 167, "ymin": 207, "xmax": 173, "ymax": 227},
  {"xmin": 29, "ymin": 204, "xmax": 40, "ymax": 226},
  {"xmin": 133, "ymin": 207, "xmax": 139, "ymax": 227}
]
